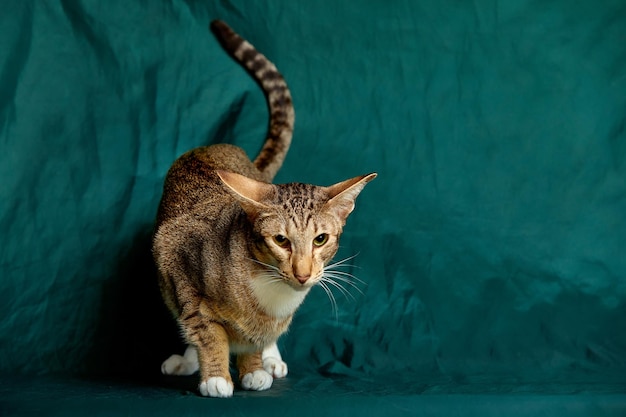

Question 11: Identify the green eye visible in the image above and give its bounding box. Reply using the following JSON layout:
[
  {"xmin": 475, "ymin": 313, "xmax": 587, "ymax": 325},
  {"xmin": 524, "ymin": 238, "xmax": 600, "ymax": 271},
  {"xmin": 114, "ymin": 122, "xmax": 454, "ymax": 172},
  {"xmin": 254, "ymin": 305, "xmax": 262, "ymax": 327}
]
[
  {"xmin": 313, "ymin": 233, "xmax": 328, "ymax": 247},
  {"xmin": 273, "ymin": 235, "xmax": 290, "ymax": 248}
]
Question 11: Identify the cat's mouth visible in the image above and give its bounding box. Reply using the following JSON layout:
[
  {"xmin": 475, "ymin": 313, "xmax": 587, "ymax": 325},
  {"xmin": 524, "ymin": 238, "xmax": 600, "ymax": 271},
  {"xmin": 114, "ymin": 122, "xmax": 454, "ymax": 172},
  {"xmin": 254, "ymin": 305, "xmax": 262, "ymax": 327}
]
[
  {"xmin": 248, "ymin": 258, "xmax": 320, "ymax": 291},
  {"xmin": 286, "ymin": 274, "xmax": 320, "ymax": 291}
]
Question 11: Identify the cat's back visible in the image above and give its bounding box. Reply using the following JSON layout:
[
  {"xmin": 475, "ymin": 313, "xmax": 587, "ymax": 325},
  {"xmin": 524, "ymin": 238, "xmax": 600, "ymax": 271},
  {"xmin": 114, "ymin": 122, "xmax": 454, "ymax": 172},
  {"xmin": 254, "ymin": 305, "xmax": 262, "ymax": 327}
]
[
  {"xmin": 156, "ymin": 20, "xmax": 293, "ymax": 229},
  {"xmin": 156, "ymin": 144, "xmax": 262, "ymax": 227}
]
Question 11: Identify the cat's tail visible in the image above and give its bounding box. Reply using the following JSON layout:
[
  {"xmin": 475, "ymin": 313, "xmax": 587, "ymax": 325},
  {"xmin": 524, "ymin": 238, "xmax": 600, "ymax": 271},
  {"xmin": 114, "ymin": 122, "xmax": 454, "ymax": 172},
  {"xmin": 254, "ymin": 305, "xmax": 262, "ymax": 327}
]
[{"xmin": 211, "ymin": 20, "xmax": 294, "ymax": 182}]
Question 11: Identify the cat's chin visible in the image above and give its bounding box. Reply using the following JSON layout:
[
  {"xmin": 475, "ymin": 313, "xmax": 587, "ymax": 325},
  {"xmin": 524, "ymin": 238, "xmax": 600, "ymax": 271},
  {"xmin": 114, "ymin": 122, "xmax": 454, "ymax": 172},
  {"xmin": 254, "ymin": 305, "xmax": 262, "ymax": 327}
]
[
  {"xmin": 291, "ymin": 284, "xmax": 313, "ymax": 293},
  {"xmin": 251, "ymin": 275, "xmax": 311, "ymax": 318},
  {"xmin": 285, "ymin": 279, "xmax": 318, "ymax": 292}
]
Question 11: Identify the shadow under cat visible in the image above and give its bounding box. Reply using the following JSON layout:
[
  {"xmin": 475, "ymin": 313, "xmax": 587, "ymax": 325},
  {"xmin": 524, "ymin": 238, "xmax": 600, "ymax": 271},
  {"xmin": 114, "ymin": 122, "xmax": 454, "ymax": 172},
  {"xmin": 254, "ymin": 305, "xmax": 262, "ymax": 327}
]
[{"xmin": 85, "ymin": 228, "xmax": 181, "ymax": 384}]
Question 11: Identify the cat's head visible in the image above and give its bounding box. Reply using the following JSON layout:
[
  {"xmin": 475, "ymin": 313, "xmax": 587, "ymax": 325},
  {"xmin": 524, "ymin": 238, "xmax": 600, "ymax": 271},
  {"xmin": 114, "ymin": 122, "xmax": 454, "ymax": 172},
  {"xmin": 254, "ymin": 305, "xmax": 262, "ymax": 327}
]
[{"xmin": 217, "ymin": 170, "xmax": 376, "ymax": 290}]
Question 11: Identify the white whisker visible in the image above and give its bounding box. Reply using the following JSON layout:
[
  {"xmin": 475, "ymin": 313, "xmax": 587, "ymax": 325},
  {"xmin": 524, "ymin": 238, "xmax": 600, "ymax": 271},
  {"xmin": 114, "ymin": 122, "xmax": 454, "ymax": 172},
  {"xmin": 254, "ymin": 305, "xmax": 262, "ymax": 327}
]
[
  {"xmin": 321, "ymin": 277, "xmax": 355, "ymax": 301},
  {"xmin": 325, "ymin": 253, "xmax": 361, "ymax": 270},
  {"xmin": 323, "ymin": 270, "xmax": 366, "ymax": 286},
  {"xmin": 247, "ymin": 258, "xmax": 281, "ymax": 272},
  {"xmin": 311, "ymin": 253, "xmax": 368, "ymax": 319},
  {"xmin": 255, "ymin": 272, "xmax": 284, "ymax": 284},
  {"xmin": 322, "ymin": 273, "xmax": 365, "ymax": 296},
  {"xmin": 318, "ymin": 280, "xmax": 338, "ymax": 320},
  {"xmin": 259, "ymin": 278, "xmax": 284, "ymax": 287}
]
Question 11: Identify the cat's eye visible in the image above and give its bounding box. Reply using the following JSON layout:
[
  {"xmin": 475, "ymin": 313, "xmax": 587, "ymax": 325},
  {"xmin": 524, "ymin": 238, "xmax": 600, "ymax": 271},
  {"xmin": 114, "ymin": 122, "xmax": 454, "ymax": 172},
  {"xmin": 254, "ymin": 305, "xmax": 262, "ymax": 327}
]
[
  {"xmin": 313, "ymin": 233, "xmax": 328, "ymax": 247},
  {"xmin": 273, "ymin": 235, "xmax": 290, "ymax": 248}
]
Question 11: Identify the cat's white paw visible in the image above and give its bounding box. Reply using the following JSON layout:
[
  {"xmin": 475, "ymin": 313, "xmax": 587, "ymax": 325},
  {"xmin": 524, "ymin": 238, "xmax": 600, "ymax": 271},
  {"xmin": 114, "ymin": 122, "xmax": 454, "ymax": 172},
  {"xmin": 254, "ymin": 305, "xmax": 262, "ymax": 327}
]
[
  {"xmin": 241, "ymin": 369, "xmax": 273, "ymax": 391},
  {"xmin": 161, "ymin": 354, "xmax": 198, "ymax": 376},
  {"xmin": 263, "ymin": 356, "xmax": 288, "ymax": 378},
  {"xmin": 199, "ymin": 377, "xmax": 234, "ymax": 398},
  {"xmin": 261, "ymin": 343, "xmax": 288, "ymax": 378}
]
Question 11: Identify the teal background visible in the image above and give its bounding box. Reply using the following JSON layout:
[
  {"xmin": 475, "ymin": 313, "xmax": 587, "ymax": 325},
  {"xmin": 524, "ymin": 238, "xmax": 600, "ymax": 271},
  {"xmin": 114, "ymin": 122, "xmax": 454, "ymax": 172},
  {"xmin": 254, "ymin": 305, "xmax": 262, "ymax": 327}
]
[{"xmin": 1, "ymin": 0, "xmax": 625, "ymax": 415}]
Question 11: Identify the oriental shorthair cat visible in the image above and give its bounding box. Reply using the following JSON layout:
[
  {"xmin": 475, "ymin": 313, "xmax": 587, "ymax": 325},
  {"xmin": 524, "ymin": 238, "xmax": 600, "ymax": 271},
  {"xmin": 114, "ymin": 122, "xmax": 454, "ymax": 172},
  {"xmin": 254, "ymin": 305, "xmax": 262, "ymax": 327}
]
[{"xmin": 153, "ymin": 20, "xmax": 376, "ymax": 398}]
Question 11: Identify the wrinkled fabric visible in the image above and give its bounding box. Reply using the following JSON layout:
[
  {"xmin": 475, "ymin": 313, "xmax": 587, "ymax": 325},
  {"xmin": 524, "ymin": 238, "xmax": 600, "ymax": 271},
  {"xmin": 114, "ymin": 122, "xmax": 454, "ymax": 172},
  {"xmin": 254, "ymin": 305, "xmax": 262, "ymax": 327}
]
[
  {"xmin": 2, "ymin": 375, "xmax": 626, "ymax": 417},
  {"xmin": 1, "ymin": 0, "xmax": 625, "ymax": 411}
]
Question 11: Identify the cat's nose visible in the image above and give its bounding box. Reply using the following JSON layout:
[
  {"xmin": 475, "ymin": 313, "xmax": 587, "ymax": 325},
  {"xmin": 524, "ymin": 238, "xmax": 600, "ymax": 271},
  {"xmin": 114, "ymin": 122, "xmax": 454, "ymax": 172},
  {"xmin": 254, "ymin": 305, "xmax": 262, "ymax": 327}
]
[{"xmin": 295, "ymin": 273, "xmax": 310, "ymax": 284}]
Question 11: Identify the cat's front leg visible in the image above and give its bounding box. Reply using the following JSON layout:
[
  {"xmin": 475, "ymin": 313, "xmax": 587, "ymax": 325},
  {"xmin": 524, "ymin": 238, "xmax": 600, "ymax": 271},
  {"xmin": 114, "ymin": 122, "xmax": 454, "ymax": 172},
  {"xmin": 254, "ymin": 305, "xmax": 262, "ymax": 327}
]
[
  {"xmin": 188, "ymin": 321, "xmax": 234, "ymax": 398},
  {"xmin": 237, "ymin": 351, "xmax": 273, "ymax": 391},
  {"xmin": 262, "ymin": 342, "xmax": 288, "ymax": 378}
]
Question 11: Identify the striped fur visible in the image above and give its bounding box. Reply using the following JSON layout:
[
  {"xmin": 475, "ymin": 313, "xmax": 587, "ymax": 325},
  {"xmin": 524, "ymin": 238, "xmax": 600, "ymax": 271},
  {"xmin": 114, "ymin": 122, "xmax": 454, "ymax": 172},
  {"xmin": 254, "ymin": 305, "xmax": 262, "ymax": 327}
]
[
  {"xmin": 210, "ymin": 20, "xmax": 294, "ymax": 181},
  {"xmin": 153, "ymin": 20, "xmax": 376, "ymax": 398}
]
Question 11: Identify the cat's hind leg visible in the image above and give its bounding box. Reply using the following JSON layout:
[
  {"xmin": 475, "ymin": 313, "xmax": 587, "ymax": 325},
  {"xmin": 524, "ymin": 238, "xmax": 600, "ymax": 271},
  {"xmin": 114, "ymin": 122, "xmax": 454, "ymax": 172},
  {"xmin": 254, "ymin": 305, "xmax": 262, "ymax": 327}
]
[
  {"xmin": 161, "ymin": 345, "xmax": 199, "ymax": 376},
  {"xmin": 262, "ymin": 342, "xmax": 288, "ymax": 378}
]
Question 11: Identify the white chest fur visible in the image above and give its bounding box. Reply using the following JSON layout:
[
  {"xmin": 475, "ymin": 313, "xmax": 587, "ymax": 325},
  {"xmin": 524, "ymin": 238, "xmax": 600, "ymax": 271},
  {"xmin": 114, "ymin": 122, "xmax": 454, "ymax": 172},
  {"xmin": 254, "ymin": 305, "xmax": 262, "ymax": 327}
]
[{"xmin": 250, "ymin": 274, "xmax": 309, "ymax": 319}]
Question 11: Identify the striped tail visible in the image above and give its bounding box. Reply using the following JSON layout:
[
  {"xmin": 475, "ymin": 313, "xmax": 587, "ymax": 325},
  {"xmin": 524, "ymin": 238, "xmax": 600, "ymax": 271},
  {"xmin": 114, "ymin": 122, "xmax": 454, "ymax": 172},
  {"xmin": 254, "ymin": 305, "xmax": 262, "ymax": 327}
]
[{"xmin": 210, "ymin": 20, "xmax": 294, "ymax": 182}]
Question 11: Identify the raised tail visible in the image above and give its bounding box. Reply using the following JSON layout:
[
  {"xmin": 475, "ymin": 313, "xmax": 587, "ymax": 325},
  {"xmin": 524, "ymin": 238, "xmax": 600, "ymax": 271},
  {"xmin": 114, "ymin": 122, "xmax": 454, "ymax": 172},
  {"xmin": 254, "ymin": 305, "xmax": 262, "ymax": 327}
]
[{"xmin": 210, "ymin": 20, "xmax": 294, "ymax": 182}]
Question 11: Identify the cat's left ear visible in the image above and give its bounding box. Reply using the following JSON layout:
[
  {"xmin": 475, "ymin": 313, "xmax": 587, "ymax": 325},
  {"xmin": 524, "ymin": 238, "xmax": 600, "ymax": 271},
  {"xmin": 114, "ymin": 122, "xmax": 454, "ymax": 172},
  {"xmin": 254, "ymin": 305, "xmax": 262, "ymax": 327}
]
[
  {"xmin": 324, "ymin": 173, "xmax": 377, "ymax": 221},
  {"xmin": 216, "ymin": 170, "xmax": 274, "ymax": 219}
]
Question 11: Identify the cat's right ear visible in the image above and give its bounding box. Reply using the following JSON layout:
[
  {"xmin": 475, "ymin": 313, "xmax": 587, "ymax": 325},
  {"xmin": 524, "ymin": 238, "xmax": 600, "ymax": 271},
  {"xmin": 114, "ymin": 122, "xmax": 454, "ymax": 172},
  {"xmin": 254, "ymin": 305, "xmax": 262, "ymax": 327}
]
[{"xmin": 216, "ymin": 170, "xmax": 274, "ymax": 219}]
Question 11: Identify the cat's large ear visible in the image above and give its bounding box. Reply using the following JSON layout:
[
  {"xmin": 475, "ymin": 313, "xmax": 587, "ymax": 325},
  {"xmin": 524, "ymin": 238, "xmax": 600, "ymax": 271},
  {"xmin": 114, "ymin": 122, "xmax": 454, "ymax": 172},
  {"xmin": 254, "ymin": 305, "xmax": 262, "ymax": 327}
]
[
  {"xmin": 216, "ymin": 170, "xmax": 274, "ymax": 219},
  {"xmin": 323, "ymin": 173, "xmax": 377, "ymax": 221}
]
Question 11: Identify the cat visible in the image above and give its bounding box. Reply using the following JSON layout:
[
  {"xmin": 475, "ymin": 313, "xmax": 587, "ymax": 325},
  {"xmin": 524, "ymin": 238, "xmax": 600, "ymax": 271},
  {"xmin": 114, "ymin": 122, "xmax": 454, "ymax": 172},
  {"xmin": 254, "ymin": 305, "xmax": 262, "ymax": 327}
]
[{"xmin": 152, "ymin": 19, "xmax": 376, "ymax": 398}]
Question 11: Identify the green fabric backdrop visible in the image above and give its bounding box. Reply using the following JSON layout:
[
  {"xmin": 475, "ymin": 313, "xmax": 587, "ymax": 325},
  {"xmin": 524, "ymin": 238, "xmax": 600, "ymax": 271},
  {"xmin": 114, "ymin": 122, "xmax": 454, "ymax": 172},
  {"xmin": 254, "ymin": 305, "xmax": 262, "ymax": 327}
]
[{"xmin": 1, "ymin": 0, "xmax": 625, "ymax": 414}]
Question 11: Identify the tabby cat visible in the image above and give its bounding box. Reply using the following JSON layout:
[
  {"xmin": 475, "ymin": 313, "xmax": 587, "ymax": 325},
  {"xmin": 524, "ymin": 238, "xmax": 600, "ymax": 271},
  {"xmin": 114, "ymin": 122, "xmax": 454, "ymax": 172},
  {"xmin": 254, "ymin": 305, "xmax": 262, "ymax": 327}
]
[{"xmin": 152, "ymin": 20, "xmax": 376, "ymax": 398}]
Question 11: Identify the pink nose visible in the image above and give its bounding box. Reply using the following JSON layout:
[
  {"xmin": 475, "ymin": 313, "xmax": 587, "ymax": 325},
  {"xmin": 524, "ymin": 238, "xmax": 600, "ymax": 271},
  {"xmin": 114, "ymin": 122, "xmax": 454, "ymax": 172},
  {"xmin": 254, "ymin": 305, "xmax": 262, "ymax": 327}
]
[{"xmin": 295, "ymin": 274, "xmax": 310, "ymax": 284}]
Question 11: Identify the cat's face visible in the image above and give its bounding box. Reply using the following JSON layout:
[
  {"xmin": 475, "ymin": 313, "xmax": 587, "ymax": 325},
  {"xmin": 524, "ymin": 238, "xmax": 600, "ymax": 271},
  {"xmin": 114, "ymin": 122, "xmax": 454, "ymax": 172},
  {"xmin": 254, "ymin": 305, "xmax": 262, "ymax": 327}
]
[
  {"xmin": 217, "ymin": 171, "xmax": 376, "ymax": 290},
  {"xmin": 251, "ymin": 202, "xmax": 344, "ymax": 289}
]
